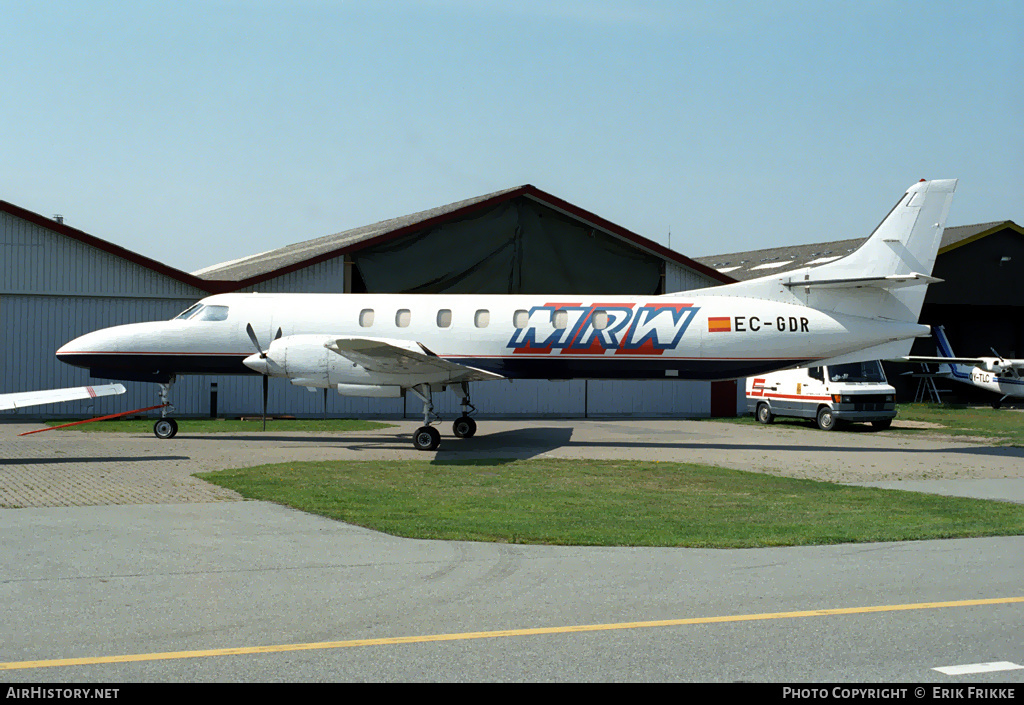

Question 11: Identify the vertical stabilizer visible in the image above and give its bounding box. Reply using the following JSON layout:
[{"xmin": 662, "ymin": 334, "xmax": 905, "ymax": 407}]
[{"xmin": 679, "ymin": 179, "xmax": 957, "ymax": 323}]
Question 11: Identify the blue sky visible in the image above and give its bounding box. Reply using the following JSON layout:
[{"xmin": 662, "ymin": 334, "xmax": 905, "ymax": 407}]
[{"xmin": 2, "ymin": 0, "xmax": 1021, "ymax": 274}]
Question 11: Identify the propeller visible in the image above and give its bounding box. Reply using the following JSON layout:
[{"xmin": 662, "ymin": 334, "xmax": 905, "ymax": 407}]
[{"xmin": 245, "ymin": 323, "xmax": 282, "ymax": 431}]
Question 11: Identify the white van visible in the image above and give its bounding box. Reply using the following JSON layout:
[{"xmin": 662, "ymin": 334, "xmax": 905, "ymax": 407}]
[{"xmin": 745, "ymin": 360, "xmax": 896, "ymax": 431}]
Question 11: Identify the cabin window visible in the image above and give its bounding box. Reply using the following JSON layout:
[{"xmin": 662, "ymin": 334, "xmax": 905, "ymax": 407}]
[
  {"xmin": 437, "ymin": 309, "xmax": 452, "ymax": 328},
  {"xmin": 359, "ymin": 309, "xmax": 375, "ymax": 327},
  {"xmin": 195, "ymin": 305, "xmax": 229, "ymax": 322},
  {"xmin": 552, "ymin": 309, "xmax": 568, "ymax": 330},
  {"xmin": 513, "ymin": 310, "xmax": 529, "ymax": 329},
  {"xmin": 475, "ymin": 309, "xmax": 490, "ymax": 328},
  {"xmin": 592, "ymin": 310, "xmax": 608, "ymax": 330},
  {"xmin": 396, "ymin": 309, "xmax": 411, "ymax": 327}
]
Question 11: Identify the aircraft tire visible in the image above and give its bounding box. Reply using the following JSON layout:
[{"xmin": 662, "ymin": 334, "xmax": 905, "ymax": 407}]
[
  {"xmin": 453, "ymin": 416, "xmax": 477, "ymax": 438},
  {"xmin": 816, "ymin": 407, "xmax": 836, "ymax": 432},
  {"xmin": 154, "ymin": 418, "xmax": 178, "ymax": 439},
  {"xmin": 755, "ymin": 403, "xmax": 774, "ymax": 425},
  {"xmin": 992, "ymin": 400, "xmax": 1002, "ymax": 409},
  {"xmin": 413, "ymin": 426, "xmax": 441, "ymax": 451}
]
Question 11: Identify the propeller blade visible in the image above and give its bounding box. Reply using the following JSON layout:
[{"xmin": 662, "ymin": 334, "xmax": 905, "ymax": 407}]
[{"xmin": 246, "ymin": 323, "xmax": 267, "ymax": 359}]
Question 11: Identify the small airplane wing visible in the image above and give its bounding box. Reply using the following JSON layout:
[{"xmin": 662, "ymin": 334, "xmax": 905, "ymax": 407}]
[
  {"xmin": 897, "ymin": 355, "xmax": 986, "ymax": 365},
  {"xmin": 0, "ymin": 383, "xmax": 127, "ymax": 411},
  {"xmin": 325, "ymin": 337, "xmax": 504, "ymax": 383}
]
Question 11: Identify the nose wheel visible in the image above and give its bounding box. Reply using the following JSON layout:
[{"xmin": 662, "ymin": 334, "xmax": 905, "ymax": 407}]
[{"xmin": 154, "ymin": 418, "xmax": 178, "ymax": 439}]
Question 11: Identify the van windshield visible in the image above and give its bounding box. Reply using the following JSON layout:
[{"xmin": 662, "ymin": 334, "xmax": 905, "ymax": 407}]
[{"xmin": 828, "ymin": 361, "xmax": 886, "ymax": 383}]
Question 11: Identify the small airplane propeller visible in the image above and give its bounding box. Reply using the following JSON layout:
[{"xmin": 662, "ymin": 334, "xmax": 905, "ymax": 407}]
[{"xmin": 244, "ymin": 323, "xmax": 282, "ymax": 431}]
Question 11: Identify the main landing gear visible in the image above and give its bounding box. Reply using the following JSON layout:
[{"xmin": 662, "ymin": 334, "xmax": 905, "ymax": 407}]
[
  {"xmin": 408, "ymin": 382, "xmax": 478, "ymax": 451},
  {"xmin": 153, "ymin": 379, "xmax": 178, "ymax": 439}
]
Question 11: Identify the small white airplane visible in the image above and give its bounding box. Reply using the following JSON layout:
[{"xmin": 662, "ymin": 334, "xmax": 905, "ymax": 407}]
[
  {"xmin": 900, "ymin": 325, "xmax": 1024, "ymax": 408},
  {"xmin": 0, "ymin": 384, "xmax": 127, "ymax": 412},
  {"xmin": 56, "ymin": 179, "xmax": 958, "ymax": 449}
]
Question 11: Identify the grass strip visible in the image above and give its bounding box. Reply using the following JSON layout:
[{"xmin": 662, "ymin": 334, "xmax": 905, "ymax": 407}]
[{"xmin": 196, "ymin": 458, "xmax": 1024, "ymax": 548}]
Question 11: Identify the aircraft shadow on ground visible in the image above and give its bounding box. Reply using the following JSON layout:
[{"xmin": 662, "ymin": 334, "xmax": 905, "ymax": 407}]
[{"xmin": 0, "ymin": 455, "xmax": 192, "ymax": 465}]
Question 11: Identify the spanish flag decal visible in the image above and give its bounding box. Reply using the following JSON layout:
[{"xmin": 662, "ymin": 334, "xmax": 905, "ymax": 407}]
[{"xmin": 707, "ymin": 316, "xmax": 731, "ymax": 333}]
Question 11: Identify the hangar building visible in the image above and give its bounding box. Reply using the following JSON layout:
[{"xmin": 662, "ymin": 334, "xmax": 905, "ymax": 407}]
[
  {"xmin": 2, "ymin": 186, "xmax": 739, "ymax": 420},
  {"xmin": 696, "ymin": 220, "xmax": 1024, "ymax": 402}
]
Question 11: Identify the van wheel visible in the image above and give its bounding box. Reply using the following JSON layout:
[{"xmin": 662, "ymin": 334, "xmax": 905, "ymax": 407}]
[
  {"xmin": 871, "ymin": 419, "xmax": 892, "ymax": 431},
  {"xmin": 756, "ymin": 403, "xmax": 774, "ymax": 425},
  {"xmin": 816, "ymin": 407, "xmax": 836, "ymax": 431}
]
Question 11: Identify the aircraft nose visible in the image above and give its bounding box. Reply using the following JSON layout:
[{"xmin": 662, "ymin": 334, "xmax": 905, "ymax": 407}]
[{"xmin": 243, "ymin": 353, "xmax": 268, "ymax": 375}]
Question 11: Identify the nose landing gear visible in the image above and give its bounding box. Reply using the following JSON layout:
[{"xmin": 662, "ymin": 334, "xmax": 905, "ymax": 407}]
[{"xmin": 153, "ymin": 379, "xmax": 178, "ymax": 439}]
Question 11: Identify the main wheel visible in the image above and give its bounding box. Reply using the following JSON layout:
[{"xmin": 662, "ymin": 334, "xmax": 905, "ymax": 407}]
[
  {"xmin": 413, "ymin": 426, "xmax": 441, "ymax": 451},
  {"xmin": 453, "ymin": 416, "xmax": 477, "ymax": 438},
  {"xmin": 992, "ymin": 399, "xmax": 1003, "ymax": 410},
  {"xmin": 815, "ymin": 407, "xmax": 836, "ymax": 432},
  {"xmin": 755, "ymin": 403, "xmax": 774, "ymax": 425},
  {"xmin": 154, "ymin": 418, "xmax": 178, "ymax": 439}
]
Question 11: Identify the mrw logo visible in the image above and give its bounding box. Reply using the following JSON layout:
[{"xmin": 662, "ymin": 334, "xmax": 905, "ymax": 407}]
[{"xmin": 507, "ymin": 303, "xmax": 700, "ymax": 356}]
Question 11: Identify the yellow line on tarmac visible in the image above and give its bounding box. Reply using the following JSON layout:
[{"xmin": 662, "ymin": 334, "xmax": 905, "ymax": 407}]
[{"xmin": 3, "ymin": 596, "xmax": 1022, "ymax": 671}]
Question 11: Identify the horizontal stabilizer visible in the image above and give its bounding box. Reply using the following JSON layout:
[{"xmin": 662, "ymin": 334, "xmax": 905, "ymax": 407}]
[{"xmin": 782, "ymin": 273, "xmax": 942, "ymax": 291}]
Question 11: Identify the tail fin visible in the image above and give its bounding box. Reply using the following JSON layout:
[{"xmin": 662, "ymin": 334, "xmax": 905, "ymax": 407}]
[
  {"xmin": 681, "ymin": 179, "xmax": 957, "ymax": 322},
  {"xmin": 931, "ymin": 325, "xmax": 967, "ymax": 378}
]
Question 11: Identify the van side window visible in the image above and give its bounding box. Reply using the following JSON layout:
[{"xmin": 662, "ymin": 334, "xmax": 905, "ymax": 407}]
[
  {"xmin": 808, "ymin": 367, "xmax": 823, "ymax": 381},
  {"xmin": 359, "ymin": 309, "xmax": 374, "ymax": 327},
  {"xmin": 475, "ymin": 310, "xmax": 490, "ymax": 328}
]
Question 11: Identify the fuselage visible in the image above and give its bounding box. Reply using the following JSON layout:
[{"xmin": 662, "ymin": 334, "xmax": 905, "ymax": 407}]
[
  {"xmin": 945, "ymin": 364, "xmax": 1024, "ymax": 399},
  {"xmin": 56, "ymin": 292, "xmax": 931, "ymax": 385}
]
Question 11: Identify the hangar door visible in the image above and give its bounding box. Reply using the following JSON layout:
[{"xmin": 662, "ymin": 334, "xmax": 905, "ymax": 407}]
[{"xmin": 351, "ymin": 197, "xmax": 663, "ymax": 295}]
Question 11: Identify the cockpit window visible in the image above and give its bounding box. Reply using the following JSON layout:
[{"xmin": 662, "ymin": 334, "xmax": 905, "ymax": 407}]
[
  {"xmin": 173, "ymin": 304, "xmax": 229, "ymax": 322},
  {"xmin": 195, "ymin": 305, "xmax": 229, "ymax": 321},
  {"xmin": 174, "ymin": 303, "xmax": 203, "ymax": 320}
]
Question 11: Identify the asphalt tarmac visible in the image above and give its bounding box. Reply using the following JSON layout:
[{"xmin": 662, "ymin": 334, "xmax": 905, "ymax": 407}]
[{"xmin": 1, "ymin": 417, "xmax": 1022, "ymax": 683}]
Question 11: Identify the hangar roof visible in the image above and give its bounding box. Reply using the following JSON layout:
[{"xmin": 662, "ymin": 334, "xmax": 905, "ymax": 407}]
[
  {"xmin": 694, "ymin": 220, "xmax": 1020, "ymax": 282},
  {"xmin": 191, "ymin": 184, "xmax": 735, "ymax": 288},
  {"xmin": 1, "ymin": 199, "xmax": 211, "ymax": 292}
]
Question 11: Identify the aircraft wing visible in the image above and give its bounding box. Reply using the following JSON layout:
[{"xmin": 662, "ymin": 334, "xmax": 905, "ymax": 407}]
[
  {"xmin": 0, "ymin": 383, "xmax": 127, "ymax": 411},
  {"xmin": 325, "ymin": 337, "xmax": 504, "ymax": 383},
  {"xmin": 898, "ymin": 355, "xmax": 985, "ymax": 365}
]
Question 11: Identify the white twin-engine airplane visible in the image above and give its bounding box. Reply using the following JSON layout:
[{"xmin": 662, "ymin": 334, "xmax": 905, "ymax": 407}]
[
  {"xmin": 901, "ymin": 325, "xmax": 1024, "ymax": 408},
  {"xmin": 56, "ymin": 179, "xmax": 957, "ymax": 449}
]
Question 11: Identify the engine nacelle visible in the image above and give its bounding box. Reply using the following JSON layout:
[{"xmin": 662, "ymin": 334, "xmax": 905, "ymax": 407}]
[
  {"xmin": 245, "ymin": 335, "xmax": 374, "ymax": 389},
  {"xmin": 242, "ymin": 335, "xmax": 452, "ymax": 392}
]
